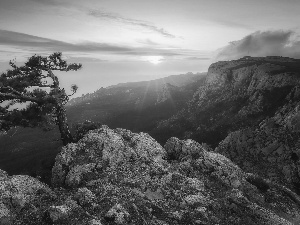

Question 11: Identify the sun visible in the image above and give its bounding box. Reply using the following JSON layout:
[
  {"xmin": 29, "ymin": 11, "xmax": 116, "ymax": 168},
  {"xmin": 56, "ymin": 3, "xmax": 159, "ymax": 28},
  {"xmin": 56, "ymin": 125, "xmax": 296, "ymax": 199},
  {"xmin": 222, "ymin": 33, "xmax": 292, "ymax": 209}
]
[{"xmin": 143, "ymin": 56, "xmax": 164, "ymax": 64}]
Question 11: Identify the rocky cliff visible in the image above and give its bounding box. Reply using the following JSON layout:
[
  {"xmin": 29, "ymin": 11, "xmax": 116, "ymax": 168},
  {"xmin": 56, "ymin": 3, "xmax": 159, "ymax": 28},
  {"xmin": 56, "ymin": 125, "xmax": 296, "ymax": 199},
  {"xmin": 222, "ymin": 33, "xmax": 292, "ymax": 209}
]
[
  {"xmin": 155, "ymin": 56, "xmax": 300, "ymax": 145},
  {"xmin": 1, "ymin": 126, "xmax": 300, "ymax": 224}
]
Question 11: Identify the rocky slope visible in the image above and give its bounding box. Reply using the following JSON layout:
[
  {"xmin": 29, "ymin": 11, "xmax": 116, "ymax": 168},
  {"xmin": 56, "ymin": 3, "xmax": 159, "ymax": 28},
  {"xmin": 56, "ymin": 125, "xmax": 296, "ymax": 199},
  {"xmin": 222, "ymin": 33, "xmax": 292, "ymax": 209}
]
[
  {"xmin": 66, "ymin": 72, "xmax": 206, "ymax": 131},
  {"xmin": 216, "ymin": 86, "xmax": 300, "ymax": 192},
  {"xmin": 155, "ymin": 56, "xmax": 300, "ymax": 145},
  {"xmin": 1, "ymin": 126, "xmax": 300, "ymax": 224}
]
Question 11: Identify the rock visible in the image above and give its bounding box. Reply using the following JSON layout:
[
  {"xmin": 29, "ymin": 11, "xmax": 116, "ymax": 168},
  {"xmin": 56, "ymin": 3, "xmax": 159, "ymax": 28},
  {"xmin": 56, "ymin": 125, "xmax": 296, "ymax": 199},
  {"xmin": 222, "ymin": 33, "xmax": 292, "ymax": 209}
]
[
  {"xmin": 185, "ymin": 177, "xmax": 205, "ymax": 192},
  {"xmin": 52, "ymin": 125, "xmax": 166, "ymax": 187},
  {"xmin": 89, "ymin": 219, "xmax": 103, "ymax": 225},
  {"xmin": 0, "ymin": 173, "xmax": 52, "ymax": 224},
  {"xmin": 75, "ymin": 187, "xmax": 96, "ymax": 206},
  {"xmin": 10, "ymin": 175, "xmax": 51, "ymax": 197},
  {"xmin": 2, "ymin": 126, "xmax": 300, "ymax": 224},
  {"xmin": 105, "ymin": 204, "xmax": 130, "ymax": 225},
  {"xmin": 184, "ymin": 193, "xmax": 210, "ymax": 207},
  {"xmin": 65, "ymin": 163, "xmax": 97, "ymax": 187},
  {"xmin": 48, "ymin": 205, "xmax": 71, "ymax": 222},
  {"xmin": 164, "ymin": 137, "xmax": 205, "ymax": 160},
  {"xmin": 216, "ymin": 119, "xmax": 300, "ymax": 190},
  {"xmin": 0, "ymin": 170, "xmax": 8, "ymax": 180},
  {"xmin": 0, "ymin": 203, "xmax": 13, "ymax": 225},
  {"xmin": 47, "ymin": 199, "xmax": 79, "ymax": 223},
  {"xmin": 10, "ymin": 194, "xmax": 27, "ymax": 211}
]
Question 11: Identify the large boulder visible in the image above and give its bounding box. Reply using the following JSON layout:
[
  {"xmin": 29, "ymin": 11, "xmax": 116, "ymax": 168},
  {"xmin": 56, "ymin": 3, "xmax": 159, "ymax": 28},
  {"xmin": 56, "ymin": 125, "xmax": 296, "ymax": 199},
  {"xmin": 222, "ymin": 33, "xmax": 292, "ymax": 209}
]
[
  {"xmin": 0, "ymin": 169, "xmax": 53, "ymax": 224},
  {"xmin": 52, "ymin": 125, "xmax": 166, "ymax": 187}
]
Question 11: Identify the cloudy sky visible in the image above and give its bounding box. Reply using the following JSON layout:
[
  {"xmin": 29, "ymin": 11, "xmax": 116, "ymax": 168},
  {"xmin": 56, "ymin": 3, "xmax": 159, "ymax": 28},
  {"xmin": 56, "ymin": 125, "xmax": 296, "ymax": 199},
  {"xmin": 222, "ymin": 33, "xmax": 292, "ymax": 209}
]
[{"xmin": 0, "ymin": 0, "xmax": 300, "ymax": 96}]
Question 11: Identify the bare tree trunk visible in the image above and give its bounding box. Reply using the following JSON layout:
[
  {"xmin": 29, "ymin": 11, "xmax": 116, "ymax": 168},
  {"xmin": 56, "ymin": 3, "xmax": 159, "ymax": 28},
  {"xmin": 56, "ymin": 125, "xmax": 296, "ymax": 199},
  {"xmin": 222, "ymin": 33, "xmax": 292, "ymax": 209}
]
[{"xmin": 56, "ymin": 104, "xmax": 73, "ymax": 145}]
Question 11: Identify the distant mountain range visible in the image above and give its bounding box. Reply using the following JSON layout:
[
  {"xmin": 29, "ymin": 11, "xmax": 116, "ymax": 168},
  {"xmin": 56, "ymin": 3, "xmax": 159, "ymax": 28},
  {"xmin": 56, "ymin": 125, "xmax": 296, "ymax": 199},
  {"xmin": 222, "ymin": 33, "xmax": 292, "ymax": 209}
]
[{"xmin": 66, "ymin": 72, "xmax": 206, "ymax": 135}]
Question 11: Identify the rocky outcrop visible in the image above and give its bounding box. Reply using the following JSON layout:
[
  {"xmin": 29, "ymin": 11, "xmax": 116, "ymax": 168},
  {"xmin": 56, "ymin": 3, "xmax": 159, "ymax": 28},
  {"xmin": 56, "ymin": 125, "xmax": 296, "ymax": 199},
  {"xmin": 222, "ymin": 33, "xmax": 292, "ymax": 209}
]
[
  {"xmin": 52, "ymin": 125, "xmax": 165, "ymax": 187},
  {"xmin": 0, "ymin": 169, "xmax": 53, "ymax": 224},
  {"xmin": 216, "ymin": 100, "xmax": 300, "ymax": 191},
  {"xmin": 2, "ymin": 126, "xmax": 300, "ymax": 224}
]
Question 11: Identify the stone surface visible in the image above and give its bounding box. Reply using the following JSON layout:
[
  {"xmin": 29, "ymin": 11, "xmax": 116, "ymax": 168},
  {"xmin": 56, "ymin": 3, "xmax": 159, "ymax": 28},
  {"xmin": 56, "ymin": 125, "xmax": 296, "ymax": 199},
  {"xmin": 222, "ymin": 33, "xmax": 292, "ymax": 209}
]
[
  {"xmin": 216, "ymin": 113, "xmax": 300, "ymax": 191},
  {"xmin": 1, "ymin": 126, "xmax": 300, "ymax": 224},
  {"xmin": 0, "ymin": 173, "xmax": 53, "ymax": 225}
]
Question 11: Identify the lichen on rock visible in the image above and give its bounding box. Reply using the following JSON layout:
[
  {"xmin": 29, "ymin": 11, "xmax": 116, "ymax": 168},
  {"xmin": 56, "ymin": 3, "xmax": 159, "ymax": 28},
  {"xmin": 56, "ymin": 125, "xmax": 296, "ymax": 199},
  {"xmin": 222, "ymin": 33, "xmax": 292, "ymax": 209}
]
[{"xmin": 2, "ymin": 125, "xmax": 300, "ymax": 224}]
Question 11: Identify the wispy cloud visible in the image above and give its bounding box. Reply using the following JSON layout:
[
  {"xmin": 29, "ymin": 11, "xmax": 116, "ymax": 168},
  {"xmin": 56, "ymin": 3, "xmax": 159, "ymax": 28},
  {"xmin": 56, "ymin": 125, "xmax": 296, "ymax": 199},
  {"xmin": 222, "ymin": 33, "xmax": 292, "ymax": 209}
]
[
  {"xmin": 89, "ymin": 10, "xmax": 176, "ymax": 38},
  {"xmin": 0, "ymin": 29, "xmax": 132, "ymax": 53},
  {"xmin": 0, "ymin": 29, "xmax": 215, "ymax": 65},
  {"xmin": 137, "ymin": 39, "xmax": 160, "ymax": 46},
  {"xmin": 27, "ymin": 0, "xmax": 68, "ymax": 6},
  {"xmin": 0, "ymin": 29, "xmax": 197, "ymax": 62},
  {"xmin": 215, "ymin": 30, "xmax": 300, "ymax": 60},
  {"xmin": 186, "ymin": 56, "xmax": 211, "ymax": 60}
]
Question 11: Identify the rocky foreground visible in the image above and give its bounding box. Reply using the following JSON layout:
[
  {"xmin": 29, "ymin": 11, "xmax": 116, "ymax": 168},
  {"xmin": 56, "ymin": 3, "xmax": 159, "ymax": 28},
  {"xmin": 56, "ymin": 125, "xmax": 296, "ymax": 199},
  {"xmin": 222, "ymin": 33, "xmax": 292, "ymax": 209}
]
[{"xmin": 1, "ymin": 126, "xmax": 300, "ymax": 224}]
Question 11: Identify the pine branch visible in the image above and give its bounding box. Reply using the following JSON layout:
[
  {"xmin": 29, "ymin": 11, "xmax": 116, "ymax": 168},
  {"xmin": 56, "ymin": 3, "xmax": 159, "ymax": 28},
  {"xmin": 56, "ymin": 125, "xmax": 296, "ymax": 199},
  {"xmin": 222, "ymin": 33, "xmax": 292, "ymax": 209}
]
[{"xmin": 0, "ymin": 86, "xmax": 41, "ymax": 103}]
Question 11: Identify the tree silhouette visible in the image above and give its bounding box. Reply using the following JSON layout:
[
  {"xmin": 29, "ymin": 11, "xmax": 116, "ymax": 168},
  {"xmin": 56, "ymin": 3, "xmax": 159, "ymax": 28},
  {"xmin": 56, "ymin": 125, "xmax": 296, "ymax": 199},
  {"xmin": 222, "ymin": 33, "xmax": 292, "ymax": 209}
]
[{"xmin": 0, "ymin": 52, "xmax": 82, "ymax": 145}]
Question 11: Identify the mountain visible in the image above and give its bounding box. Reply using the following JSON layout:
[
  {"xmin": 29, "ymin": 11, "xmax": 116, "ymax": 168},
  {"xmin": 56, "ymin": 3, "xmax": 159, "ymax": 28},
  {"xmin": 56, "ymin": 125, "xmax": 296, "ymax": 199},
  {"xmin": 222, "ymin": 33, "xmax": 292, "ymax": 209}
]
[
  {"xmin": 0, "ymin": 72, "xmax": 206, "ymax": 181},
  {"xmin": 154, "ymin": 56, "xmax": 300, "ymax": 145},
  {"xmin": 66, "ymin": 72, "xmax": 206, "ymax": 134},
  {"xmin": 67, "ymin": 72, "xmax": 203, "ymax": 107},
  {"xmin": 1, "ymin": 126, "xmax": 300, "ymax": 224}
]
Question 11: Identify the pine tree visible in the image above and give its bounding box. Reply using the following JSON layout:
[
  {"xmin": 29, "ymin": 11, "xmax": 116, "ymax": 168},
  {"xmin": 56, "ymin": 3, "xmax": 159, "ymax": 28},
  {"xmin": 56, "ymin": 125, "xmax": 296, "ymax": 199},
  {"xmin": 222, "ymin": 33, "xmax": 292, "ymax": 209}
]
[{"xmin": 0, "ymin": 52, "xmax": 82, "ymax": 145}]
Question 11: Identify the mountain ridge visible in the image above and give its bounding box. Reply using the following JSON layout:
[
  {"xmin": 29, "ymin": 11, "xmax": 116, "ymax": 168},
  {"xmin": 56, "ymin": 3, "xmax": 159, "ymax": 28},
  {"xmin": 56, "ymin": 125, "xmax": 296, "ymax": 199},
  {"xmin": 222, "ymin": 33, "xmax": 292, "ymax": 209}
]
[{"xmin": 67, "ymin": 72, "xmax": 204, "ymax": 107}]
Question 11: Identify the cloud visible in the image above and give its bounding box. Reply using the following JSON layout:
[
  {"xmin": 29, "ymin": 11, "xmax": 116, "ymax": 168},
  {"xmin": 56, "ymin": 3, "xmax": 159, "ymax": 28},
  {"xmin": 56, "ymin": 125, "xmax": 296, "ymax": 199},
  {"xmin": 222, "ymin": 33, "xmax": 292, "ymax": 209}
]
[
  {"xmin": 0, "ymin": 29, "xmax": 213, "ymax": 64},
  {"xmin": 0, "ymin": 29, "xmax": 192, "ymax": 62},
  {"xmin": 0, "ymin": 29, "xmax": 132, "ymax": 53},
  {"xmin": 137, "ymin": 39, "xmax": 160, "ymax": 46},
  {"xmin": 27, "ymin": 0, "xmax": 68, "ymax": 6},
  {"xmin": 215, "ymin": 30, "xmax": 300, "ymax": 61},
  {"xmin": 186, "ymin": 57, "xmax": 211, "ymax": 60},
  {"xmin": 89, "ymin": 10, "xmax": 176, "ymax": 38}
]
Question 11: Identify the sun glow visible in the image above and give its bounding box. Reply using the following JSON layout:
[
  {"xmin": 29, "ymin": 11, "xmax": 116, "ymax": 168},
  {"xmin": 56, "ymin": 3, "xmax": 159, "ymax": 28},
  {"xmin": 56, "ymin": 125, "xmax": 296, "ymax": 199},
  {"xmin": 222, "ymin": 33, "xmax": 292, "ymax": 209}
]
[{"xmin": 143, "ymin": 56, "xmax": 164, "ymax": 64}]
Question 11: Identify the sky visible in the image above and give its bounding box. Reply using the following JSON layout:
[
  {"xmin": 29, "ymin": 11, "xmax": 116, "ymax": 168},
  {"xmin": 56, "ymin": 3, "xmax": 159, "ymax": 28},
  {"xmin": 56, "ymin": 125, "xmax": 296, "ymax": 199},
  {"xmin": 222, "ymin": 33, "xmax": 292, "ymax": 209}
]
[{"xmin": 0, "ymin": 0, "xmax": 300, "ymax": 97}]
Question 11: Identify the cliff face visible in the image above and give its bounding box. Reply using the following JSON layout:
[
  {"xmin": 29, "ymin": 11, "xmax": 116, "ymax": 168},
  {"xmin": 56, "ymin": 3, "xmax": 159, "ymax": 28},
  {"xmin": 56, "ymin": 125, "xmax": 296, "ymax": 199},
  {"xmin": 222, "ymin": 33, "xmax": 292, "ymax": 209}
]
[
  {"xmin": 2, "ymin": 126, "xmax": 300, "ymax": 224},
  {"xmin": 193, "ymin": 57, "xmax": 300, "ymax": 114},
  {"xmin": 155, "ymin": 57, "xmax": 300, "ymax": 146}
]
